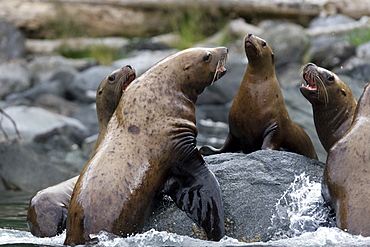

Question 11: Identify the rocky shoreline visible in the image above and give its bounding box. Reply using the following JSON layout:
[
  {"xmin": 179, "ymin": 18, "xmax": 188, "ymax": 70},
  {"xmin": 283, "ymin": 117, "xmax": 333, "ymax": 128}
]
[
  {"xmin": 0, "ymin": 9, "xmax": 370, "ymax": 242},
  {"xmin": 1, "ymin": 13, "xmax": 370, "ymax": 191}
]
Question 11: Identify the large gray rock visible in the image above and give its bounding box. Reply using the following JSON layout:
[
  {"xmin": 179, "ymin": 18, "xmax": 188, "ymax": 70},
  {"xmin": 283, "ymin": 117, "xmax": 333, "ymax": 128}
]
[
  {"xmin": 307, "ymin": 15, "xmax": 358, "ymax": 69},
  {"xmin": 144, "ymin": 151, "xmax": 326, "ymax": 242},
  {"xmin": 0, "ymin": 105, "xmax": 88, "ymax": 142},
  {"xmin": 0, "ymin": 62, "xmax": 31, "ymax": 100},
  {"xmin": 0, "ymin": 140, "xmax": 83, "ymax": 192},
  {"xmin": 0, "ymin": 18, "xmax": 26, "ymax": 61},
  {"xmin": 261, "ymin": 21, "xmax": 310, "ymax": 69},
  {"xmin": 27, "ymin": 56, "xmax": 78, "ymax": 86},
  {"xmin": 309, "ymin": 34, "xmax": 355, "ymax": 69},
  {"xmin": 66, "ymin": 65, "xmax": 115, "ymax": 103},
  {"xmin": 113, "ymin": 49, "xmax": 177, "ymax": 76}
]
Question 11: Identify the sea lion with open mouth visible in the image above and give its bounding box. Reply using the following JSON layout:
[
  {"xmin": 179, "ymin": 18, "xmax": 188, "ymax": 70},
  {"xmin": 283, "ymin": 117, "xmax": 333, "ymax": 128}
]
[
  {"xmin": 300, "ymin": 63, "xmax": 357, "ymax": 152},
  {"xmin": 64, "ymin": 47, "xmax": 228, "ymax": 245}
]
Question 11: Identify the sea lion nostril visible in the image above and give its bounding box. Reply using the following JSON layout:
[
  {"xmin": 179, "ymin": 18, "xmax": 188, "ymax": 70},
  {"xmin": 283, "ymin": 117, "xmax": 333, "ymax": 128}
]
[
  {"xmin": 126, "ymin": 65, "xmax": 132, "ymax": 69},
  {"xmin": 247, "ymin": 33, "xmax": 253, "ymax": 38}
]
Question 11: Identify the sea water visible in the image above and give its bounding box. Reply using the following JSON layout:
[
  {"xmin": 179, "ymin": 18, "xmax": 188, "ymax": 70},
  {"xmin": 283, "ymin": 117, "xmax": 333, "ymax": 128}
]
[{"xmin": 2, "ymin": 173, "xmax": 370, "ymax": 247}]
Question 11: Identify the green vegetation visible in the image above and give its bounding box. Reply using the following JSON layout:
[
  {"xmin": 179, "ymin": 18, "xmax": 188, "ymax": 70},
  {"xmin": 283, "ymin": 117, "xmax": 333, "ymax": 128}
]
[
  {"xmin": 42, "ymin": 4, "xmax": 85, "ymax": 39},
  {"xmin": 168, "ymin": 4, "xmax": 228, "ymax": 49},
  {"xmin": 347, "ymin": 27, "xmax": 370, "ymax": 46},
  {"xmin": 59, "ymin": 45, "xmax": 124, "ymax": 66},
  {"xmin": 41, "ymin": 2, "xmax": 229, "ymax": 63}
]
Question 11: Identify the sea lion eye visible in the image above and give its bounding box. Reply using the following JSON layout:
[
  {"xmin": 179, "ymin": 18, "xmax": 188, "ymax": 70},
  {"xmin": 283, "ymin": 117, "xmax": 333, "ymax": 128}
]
[
  {"xmin": 327, "ymin": 74, "xmax": 334, "ymax": 83},
  {"xmin": 261, "ymin": 40, "xmax": 267, "ymax": 47},
  {"xmin": 203, "ymin": 52, "xmax": 212, "ymax": 62},
  {"xmin": 108, "ymin": 75, "xmax": 116, "ymax": 83}
]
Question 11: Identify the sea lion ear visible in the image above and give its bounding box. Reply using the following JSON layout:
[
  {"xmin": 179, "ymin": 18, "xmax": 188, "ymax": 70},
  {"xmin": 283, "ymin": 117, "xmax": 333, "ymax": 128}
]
[
  {"xmin": 183, "ymin": 64, "xmax": 191, "ymax": 71},
  {"xmin": 271, "ymin": 53, "xmax": 275, "ymax": 64}
]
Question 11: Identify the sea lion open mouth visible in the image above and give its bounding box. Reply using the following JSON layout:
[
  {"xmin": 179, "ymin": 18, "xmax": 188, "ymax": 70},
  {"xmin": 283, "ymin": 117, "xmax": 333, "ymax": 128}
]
[
  {"xmin": 300, "ymin": 63, "xmax": 330, "ymax": 106},
  {"xmin": 212, "ymin": 52, "xmax": 228, "ymax": 84},
  {"xmin": 122, "ymin": 73, "xmax": 136, "ymax": 92},
  {"xmin": 302, "ymin": 73, "xmax": 318, "ymax": 91},
  {"xmin": 301, "ymin": 63, "xmax": 321, "ymax": 92}
]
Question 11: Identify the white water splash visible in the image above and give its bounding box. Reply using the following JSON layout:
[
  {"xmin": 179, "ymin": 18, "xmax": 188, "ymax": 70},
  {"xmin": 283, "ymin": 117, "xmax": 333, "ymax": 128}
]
[
  {"xmin": 3, "ymin": 174, "xmax": 370, "ymax": 246},
  {"xmin": 269, "ymin": 173, "xmax": 334, "ymax": 239},
  {"xmin": 0, "ymin": 228, "xmax": 65, "ymax": 246}
]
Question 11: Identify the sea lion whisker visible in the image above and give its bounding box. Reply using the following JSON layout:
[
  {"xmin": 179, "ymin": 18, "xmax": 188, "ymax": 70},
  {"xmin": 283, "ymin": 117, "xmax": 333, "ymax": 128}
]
[
  {"xmin": 212, "ymin": 53, "xmax": 228, "ymax": 84},
  {"xmin": 211, "ymin": 61, "xmax": 220, "ymax": 85},
  {"xmin": 316, "ymin": 75, "xmax": 329, "ymax": 106}
]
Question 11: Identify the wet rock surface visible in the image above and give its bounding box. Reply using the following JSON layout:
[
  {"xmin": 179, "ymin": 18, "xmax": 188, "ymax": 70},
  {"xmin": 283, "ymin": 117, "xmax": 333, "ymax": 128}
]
[{"xmin": 144, "ymin": 151, "xmax": 326, "ymax": 242}]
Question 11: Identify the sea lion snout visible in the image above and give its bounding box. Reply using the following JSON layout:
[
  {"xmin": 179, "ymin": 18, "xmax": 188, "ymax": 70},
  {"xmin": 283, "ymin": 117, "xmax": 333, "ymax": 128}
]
[
  {"xmin": 244, "ymin": 34, "xmax": 254, "ymax": 46},
  {"xmin": 304, "ymin": 62, "xmax": 317, "ymax": 71}
]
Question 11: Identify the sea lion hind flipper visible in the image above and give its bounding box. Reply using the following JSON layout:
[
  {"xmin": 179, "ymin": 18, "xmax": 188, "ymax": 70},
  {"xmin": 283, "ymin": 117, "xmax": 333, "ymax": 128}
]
[
  {"xmin": 164, "ymin": 158, "xmax": 225, "ymax": 241},
  {"xmin": 200, "ymin": 133, "xmax": 240, "ymax": 156}
]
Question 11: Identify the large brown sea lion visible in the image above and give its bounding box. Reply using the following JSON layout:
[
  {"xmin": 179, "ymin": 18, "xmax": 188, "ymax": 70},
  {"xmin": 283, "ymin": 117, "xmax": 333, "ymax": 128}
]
[
  {"xmin": 322, "ymin": 82, "xmax": 370, "ymax": 236},
  {"xmin": 64, "ymin": 47, "xmax": 228, "ymax": 245},
  {"xmin": 27, "ymin": 65, "xmax": 136, "ymax": 237},
  {"xmin": 200, "ymin": 34, "xmax": 317, "ymax": 159},
  {"xmin": 300, "ymin": 63, "xmax": 357, "ymax": 152}
]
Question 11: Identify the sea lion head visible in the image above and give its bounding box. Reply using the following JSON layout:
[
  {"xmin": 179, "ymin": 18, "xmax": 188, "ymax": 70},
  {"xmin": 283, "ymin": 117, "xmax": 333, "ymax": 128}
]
[
  {"xmin": 96, "ymin": 65, "xmax": 136, "ymax": 127},
  {"xmin": 97, "ymin": 65, "xmax": 136, "ymax": 98},
  {"xmin": 244, "ymin": 34, "xmax": 274, "ymax": 67},
  {"xmin": 300, "ymin": 63, "xmax": 351, "ymax": 106},
  {"xmin": 158, "ymin": 47, "xmax": 228, "ymax": 97}
]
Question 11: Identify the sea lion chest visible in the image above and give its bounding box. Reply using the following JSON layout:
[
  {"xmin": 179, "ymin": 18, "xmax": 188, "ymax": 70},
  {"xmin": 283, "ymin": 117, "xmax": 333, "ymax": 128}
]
[{"xmin": 229, "ymin": 71, "xmax": 287, "ymax": 149}]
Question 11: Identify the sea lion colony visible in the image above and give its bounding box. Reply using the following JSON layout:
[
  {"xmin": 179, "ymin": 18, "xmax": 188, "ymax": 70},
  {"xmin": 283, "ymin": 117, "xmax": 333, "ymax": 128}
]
[{"xmin": 27, "ymin": 35, "xmax": 369, "ymax": 244}]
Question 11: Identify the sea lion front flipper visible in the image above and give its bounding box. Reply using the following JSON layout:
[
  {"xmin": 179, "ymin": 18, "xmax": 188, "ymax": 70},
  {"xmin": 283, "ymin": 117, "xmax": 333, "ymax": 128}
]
[
  {"xmin": 261, "ymin": 123, "xmax": 280, "ymax": 150},
  {"xmin": 164, "ymin": 152, "xmax": 225, "ymax": 241}
]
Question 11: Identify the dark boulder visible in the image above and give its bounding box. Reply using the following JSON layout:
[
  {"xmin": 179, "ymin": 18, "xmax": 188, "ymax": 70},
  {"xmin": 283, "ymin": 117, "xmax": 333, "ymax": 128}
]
[{"xmin": 144, "ymin": 151, "xmax": 328, "ymax": 242}]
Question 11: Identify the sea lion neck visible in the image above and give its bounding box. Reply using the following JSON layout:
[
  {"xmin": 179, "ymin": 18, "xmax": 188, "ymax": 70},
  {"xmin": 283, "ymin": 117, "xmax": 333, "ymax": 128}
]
[{"xmin": 245, "ymin": 64, "xmax": 276, "ymax": 83}]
